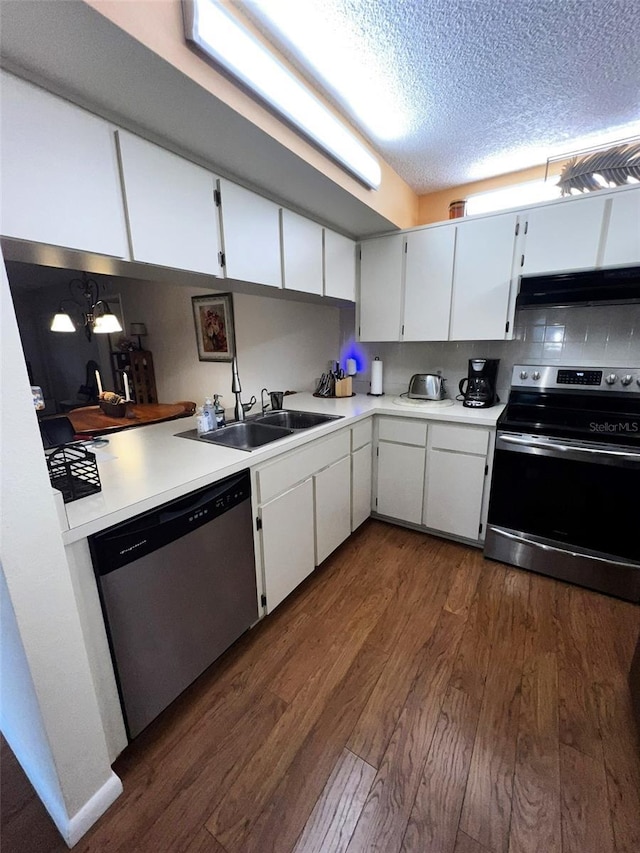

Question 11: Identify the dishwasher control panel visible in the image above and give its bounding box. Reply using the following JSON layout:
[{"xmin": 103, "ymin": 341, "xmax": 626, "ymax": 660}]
[{"xmin": 89, "ymin": 470, "xmax": 251, "ymax": 574}]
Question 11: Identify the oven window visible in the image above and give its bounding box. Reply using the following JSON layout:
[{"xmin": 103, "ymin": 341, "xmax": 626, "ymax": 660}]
[{"xmin": 488, "ymin": 447, "xmax": 638, "ymax": 561}]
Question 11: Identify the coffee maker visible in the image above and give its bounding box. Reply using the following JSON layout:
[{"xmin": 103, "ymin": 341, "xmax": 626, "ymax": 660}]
[{"xmin": 458, "ymin": 358, "xmax": 499, "ymax": 408}]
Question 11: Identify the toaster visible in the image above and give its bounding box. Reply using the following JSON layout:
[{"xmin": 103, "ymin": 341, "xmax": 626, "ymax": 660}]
[{"xmin": 407, "ymin": 373, "xmax": 447, "ymax": 400}]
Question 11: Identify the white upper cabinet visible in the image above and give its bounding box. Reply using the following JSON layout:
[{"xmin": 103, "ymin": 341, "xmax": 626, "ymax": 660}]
[
  {"xmin": 0, "ymin": 71, "xmax": 128, "ymax": 257},
  {"xmin": 116, "ymin": 131, "xmax": 221, "ymax": 274},
  {"xmin": 324, "ymin": 229, "xmax": 356, "ymax": 301},
  {"xmin": 218, "ymin": 179, "xmax": 282, "ymax": 287},
  {"xmin": 359, "ymin": 233, "xmax": 404, "ymax": 341},
  {"xmin": 520, "ymin": 194, "xmax": 607, "ymax": 275},
  {"xmin": 449, "ymin": 212, "xmax": 518, "ymax": 341},
  {"xmin": 602, "ymin": 190, "xmax": 640, "ymax": 267},
  {"xmin": 280, "ymin": 209, "xmax": 323, "ymax": 295},
  {"xmin": 403, "ymin": 224, "xmax": 456, "ymax": 341}
]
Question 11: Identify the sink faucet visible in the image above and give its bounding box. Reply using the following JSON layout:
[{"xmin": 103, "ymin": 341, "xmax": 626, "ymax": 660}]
[
  {"xmin": 232, "ymin": 356, "xmax": 245, "ymax": 421},
  {"xmin": 231, "ymin": 357, "xmax": 256, "ymax": 421}
]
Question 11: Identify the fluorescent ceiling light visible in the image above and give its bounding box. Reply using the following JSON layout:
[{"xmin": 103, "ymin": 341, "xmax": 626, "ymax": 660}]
[
  {"xmin": 183, "ymin": 0, "xmax": 381, "ymax": 189},
  {"xmin": 243, "ymin": 0, "xmax": 410, "ymax": 143}
]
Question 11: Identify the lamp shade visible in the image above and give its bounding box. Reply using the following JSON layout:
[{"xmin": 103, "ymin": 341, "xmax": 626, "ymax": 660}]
[
  {"xmin": 51, "ymin": 311, "xmax": 76, "ymax": 332},
  {"xmin": 129, "ymin": 323, "xmax": 147, "ymax": 337},
  {"xmin": 93, "ymin": 302, "xmax": 123, "ymax": 334}
]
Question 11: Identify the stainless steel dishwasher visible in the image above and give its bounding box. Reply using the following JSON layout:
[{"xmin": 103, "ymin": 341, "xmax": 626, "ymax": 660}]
[{"xmin": 89, "ymin": 470, "xmax": 257, "ymax": 739}]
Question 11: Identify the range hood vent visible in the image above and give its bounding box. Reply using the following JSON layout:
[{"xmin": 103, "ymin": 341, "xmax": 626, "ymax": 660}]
[{"xmin": 517, "ymin": 266, "xmax": 640, "ymax": 309}]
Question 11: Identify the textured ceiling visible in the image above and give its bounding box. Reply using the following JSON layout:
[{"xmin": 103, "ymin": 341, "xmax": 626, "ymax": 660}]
[{"xmin": 243, "ymin": 0, "xmax": 640, "ymax": 193}]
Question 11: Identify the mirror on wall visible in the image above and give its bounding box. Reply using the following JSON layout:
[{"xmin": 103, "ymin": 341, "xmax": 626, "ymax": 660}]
[{"xmin": 6, "ymin": 260, "xmax": 126, "ymax": 414}]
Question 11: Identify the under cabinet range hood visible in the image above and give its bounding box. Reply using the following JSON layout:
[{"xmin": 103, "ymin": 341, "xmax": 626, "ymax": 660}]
[{"xmin": 516, "ymin": 266, "xmax": 640, "ymax": 309}]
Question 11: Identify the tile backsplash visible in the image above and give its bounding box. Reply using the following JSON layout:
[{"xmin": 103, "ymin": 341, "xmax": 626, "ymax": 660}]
[{"xmin": 348, "ymin": 304, "xmax": 640, "ymax": 401}]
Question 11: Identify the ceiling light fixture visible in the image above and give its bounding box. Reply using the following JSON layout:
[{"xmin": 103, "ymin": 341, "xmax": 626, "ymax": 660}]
[
  {"xmin": 50, "ymin": 272, "xmax": 122, "ymax": 340},
  {"xmin": 182, "ymin": 0, "xmax": 381, "ymax": 190}
]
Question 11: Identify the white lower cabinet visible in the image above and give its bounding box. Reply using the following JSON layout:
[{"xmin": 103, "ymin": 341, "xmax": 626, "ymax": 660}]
[
  {"xmin": 374, "ymin": 416, "xmax": 491, "ymax": 542},
  {"xmin": 376, "ymin": 441, "xmax": 426, "ymax": 525},
  {"xmin": 423, "ymin": 424, "xmax": 490, "ymax": 541},
  {"xmin": 259, "ymin": 477, "xmax": 315, "ymax": 612},
  {"xmin": 255, "ymin": 428, "xmax": 353, "ymax": 612},
  {"xmin": 351, "ymin": 443, "xmax": 372, "ymax": 531},
  {"xmin": 315, "ymin": 456, "xmax": 351, "ymax": 564}
]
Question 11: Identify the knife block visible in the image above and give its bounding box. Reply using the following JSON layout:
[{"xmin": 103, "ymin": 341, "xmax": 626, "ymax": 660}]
[{"xmin": 334, "ymin": 377, "xmax": 352, "ymax": 397}]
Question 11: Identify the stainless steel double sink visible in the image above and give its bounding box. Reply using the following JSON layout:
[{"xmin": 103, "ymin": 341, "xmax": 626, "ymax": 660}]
[{"xmin": 176, "ymin": 410, "xmax": 343, "ymax": 451}]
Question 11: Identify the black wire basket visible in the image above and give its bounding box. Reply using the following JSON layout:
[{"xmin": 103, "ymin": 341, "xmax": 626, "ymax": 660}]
[{"xmin": 46, "ymin": 444, "xmax": 101, "ymax": 503}]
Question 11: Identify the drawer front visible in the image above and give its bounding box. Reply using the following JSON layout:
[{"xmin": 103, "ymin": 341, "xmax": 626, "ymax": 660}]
[
  {"xmin": 428, "ymin": 424, "xmax": 489, "ymax": 455},
  {"xmin": 257, "ymin": 429, "xmax": 350, "ymax": 504},
  {"xmin": 378, "ymin": 417, "xmax": 427, "ymax": 446},
  {"xmin": 351, "ymin": 419, "xmax": 373, "ymax": 451}
]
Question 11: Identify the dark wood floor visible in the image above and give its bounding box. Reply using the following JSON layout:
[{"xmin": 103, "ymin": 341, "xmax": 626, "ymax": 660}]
[{"xmin": 2, "ymin": 520, "xmax": 640, "ymax": 853}]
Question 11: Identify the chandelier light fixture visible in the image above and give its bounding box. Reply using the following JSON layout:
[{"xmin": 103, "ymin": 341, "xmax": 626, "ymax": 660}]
[{"xmin": 50, "ymin": 272, "xmax": 123, "ymax": 340}]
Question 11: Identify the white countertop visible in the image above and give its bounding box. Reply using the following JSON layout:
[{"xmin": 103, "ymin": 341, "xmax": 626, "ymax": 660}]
[{"xmin": 61, "ymin": 393, "xmax": 504, "ymax": 544}]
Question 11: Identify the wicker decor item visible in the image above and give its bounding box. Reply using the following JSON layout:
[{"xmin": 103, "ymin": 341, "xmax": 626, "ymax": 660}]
[
  {"xmin": 557, "ymin": 141, "xmax": 640, "ymax": 195},
  {"xmin": 47, "ymin": 444, "xmax": 101, "ymax": 503}
]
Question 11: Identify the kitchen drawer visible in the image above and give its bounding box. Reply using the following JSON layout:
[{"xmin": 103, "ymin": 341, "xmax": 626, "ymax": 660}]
[
  {"xmin": 377, "ymin": 417, "xmax": 427, "ymax": 447},
  {"xmin": 428, "ymin": 424, "xmax": 489, "ymax": 456},
  {"xmin": 351, "ymin": 419, "xmax": 373, "ymax": 451},
  {"xmin": 257, "ymin": 429, "xmax": 350, "ymax": 504}
]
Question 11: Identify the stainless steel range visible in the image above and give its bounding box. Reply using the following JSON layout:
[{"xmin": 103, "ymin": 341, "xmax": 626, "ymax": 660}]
[{"xmin": 485, "ymin": 364, "xmax": 640, "ymax": 601}]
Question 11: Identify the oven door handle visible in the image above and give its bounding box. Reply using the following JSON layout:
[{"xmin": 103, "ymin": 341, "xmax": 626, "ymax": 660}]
[{"xmin": 497, "ymin": 433, "xmax": 640, "ymax": 466}]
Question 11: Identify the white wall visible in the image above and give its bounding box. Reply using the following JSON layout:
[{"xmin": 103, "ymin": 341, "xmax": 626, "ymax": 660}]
[
  {"xmin": 117, "ymin": 277, "xmax": 342, "ymax": 413},
  {"xmin": 0, "ymin": 255, "xmax": 122, "ymax": 846},
  {"xmin": 351, "ymin": 304, "xmax": 640, "ymax": 399}
]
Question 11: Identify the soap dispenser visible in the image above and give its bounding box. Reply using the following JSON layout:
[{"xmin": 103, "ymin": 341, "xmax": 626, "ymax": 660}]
[
  {"xmin": 203, "ymin": 397, "xmax": 215, "ymax": 431},
  {"xmin": 213, "ymin": 394, "xmax": 226, "ymax": 428}
]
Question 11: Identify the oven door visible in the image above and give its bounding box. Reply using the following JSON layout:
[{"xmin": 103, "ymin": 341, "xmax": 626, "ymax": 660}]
[{"xmin": 485, "ymin": 432, "xmax": 640, "ymax": 601}]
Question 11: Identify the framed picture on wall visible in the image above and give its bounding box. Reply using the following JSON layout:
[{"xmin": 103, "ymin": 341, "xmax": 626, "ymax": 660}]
[{"xmin": 191, "ymin": 293, "xmax": 236, "ymax": 362}]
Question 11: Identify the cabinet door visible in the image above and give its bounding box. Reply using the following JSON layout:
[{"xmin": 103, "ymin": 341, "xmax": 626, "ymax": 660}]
[
  {"xmin": 359, "ymin": 234, "xmax": 404, "ymax": 341},
  {"xmin": 260, "ymin": 478, "xmax": 314, "ymax": 612},
  {"xmin": 602, "ymin": 190, "xmax": 640, "ymax": 267},
  {"xmin": 351, "ymin": 443, "xmax": 372, "ymax": 531},
  {"xmin": 116, "ymin": 131, "xmax": 221, "ymax": 274},
  {"xmin": 521, "ymin": 195, "xmax": 607, "ymax": 275},
  {"xmin": 324, "ymin": 229, "xmax": 356, "ymax": 301},
  {"xmin": 281, "ymin": 209, "xmax": 323, "ymax": 295},
  {"xmin": 315, "ymin": 456, "xmax": 351, "ymax": 565},
  {"xmin": 376, "ymin": 442, "xmax": 425, "ymax": 525},
  {"xmin": 218, "ymin": 179, "xmax": 282, "ymax": 287},
  {"xmin": 424, "ymin": 449, "xmax": 486, "ymax": 540},
  {"xmin": 0, "ymin": 71, "xmax": 128, "ymax": 257},
  {"xmin": 449, "ymin": 212, "xmax": 517, "ymax": 341},
  {"xmin": 403, "ymin": 224, "xmax": 456, "ymax": 341}
]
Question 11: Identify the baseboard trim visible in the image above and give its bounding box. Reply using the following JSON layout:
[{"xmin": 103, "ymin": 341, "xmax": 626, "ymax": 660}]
[{"xmin": 64, "ymin": 771, "xmax": 123, "ymax": 847}]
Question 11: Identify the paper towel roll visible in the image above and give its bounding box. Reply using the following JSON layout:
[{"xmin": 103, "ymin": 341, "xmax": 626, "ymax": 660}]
[{"xmin": 370, "ymin": 357, "xmax": 383, "ymax": 395}]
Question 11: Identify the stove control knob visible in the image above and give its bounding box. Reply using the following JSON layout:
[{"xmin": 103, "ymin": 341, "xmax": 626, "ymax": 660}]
[
  {"xmin": 621, "ymin": 374, "xmax": 633, "ymax": 387},
  {"xmin": 532, "ymin": 370, "xmax": 541, "ymax": 380},
  {"xmin": 519, "ymin": 370, "xmax": 528, "ymax": 380},
  {"xmin": 605, "ymin": 373, "xmax": 618, "ymax": 385}
]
